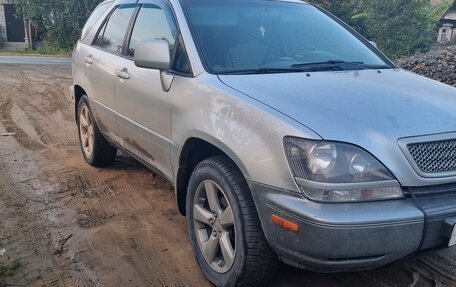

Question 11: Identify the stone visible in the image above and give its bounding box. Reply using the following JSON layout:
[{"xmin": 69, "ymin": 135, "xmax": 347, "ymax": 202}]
[{"xmin": 397, "ymin": 46, "xmax": 456, "ymax": 87}]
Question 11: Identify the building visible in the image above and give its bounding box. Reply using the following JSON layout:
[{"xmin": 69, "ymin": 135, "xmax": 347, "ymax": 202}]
[
  {"xmin": 438, "ymin": 1, "xmax": 456, "ymax": 43},
  {"xmin": 0, "ymin": 0, "xmax": 31, "ymax": 49}
]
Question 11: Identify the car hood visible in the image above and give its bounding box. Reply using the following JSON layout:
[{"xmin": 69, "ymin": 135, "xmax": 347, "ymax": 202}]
[{"xmin": 219, "ymin": 69, "xmax": 456, "ymax": 143}]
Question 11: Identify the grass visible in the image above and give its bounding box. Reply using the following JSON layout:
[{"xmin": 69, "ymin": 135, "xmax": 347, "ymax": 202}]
[
  {"xmin": 0, "ymin": 261, "xmax": 21, "ymax": 278},
  {"xmin": 0, "ymin": 47, "xmax": 71, "ymax": 57}
]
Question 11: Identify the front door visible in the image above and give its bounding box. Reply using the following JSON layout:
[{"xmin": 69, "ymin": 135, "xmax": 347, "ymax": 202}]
[
  {"xmin": 115, "ymin": 1, "xmax": 178, "ymax": 181},
  {"xmin": 3, "ymin": 4, "xmax": 25, "ymax": 42}
]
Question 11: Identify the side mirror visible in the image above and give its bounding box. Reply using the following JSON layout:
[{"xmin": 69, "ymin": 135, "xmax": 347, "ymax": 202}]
[
  {"xmin": 134, "ymin": 40, "xmax": 170, "ymax": 70},
  {"xmin": 369, "ymin": 41, "xmax": 378, "ymax": 49}
]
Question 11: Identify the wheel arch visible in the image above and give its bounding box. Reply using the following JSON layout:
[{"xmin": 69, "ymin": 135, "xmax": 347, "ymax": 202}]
[
  {"xmin": 74, "ymin": 85, "xmax": 87, "ymax": 122},
  {"xmin": 176, "ymin": 136, "xmax": 250, "ymax": 216}
]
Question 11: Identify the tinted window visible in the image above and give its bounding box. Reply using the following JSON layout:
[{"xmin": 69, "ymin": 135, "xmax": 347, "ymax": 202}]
[
  {"xmin": 95, "ymin": 4, "xmax": 136, "ymax": 54},
  {"xmin": 173, "ymin": 36, "xmax": 191, "ymax": 74},
  {"xmin": 94, "ymin": 20, "xmax": 107, "ymax": 47},
  {"xmin": 182, "ymin": 0, "xmax": 390, "ymax": 74},
  {"xmin": 127, "ymin": 3, "xmax": 177, "ymax": 57},
  {"xmin": 81, "ymin": 1, "xmax": 112, "ymax": 40}
]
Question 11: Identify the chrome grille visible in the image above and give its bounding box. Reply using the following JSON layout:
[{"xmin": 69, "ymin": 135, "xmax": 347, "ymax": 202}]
[{"xmin": 407, "ymin": 139, "xmax": 456, "ymax": 174}]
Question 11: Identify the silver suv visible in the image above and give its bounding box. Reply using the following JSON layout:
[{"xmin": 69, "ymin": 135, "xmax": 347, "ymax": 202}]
[{"xmin": 72, "ymin": 0, "xmax": 456, "ymax": 286}]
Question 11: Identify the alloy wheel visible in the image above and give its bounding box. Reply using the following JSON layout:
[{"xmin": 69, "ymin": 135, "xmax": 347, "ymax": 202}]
[
  {"xmin": 79, "ymin": 104, "xmax": 94, "ymax": 157},
  {"xmin": 193, "ymin": 180, "xmax": 236, "ymax": 273}
]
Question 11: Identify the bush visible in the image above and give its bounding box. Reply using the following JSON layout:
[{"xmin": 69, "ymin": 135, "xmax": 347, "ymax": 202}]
[
  {"xmin": 16, "ymin": 0, "xmax": 103, "ymax": 50},
  {"xmin": 309, "ymin": 0, "xmax": 447, "ymax": 59},
  {"xmin": 17, "ymin": 0, "xmax": 452, "ymax": 57},
  {"xmin": 0, "ymin": 261, "xmax": 21, "ymax": 278}
]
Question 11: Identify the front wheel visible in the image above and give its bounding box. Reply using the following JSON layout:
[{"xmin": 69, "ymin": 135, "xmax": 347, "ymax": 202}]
[{"xmin": 186, "ymin": 156, "xmax": 277, "ymax": 287}]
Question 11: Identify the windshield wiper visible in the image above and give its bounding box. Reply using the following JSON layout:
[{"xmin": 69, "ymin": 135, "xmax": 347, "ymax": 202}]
[
  {"xmin": 290, "ymin": 60, "xmax": 365, "ymax": 71},
  {"xmin": 216, "ymin": 60, "xmax": 388, "ymax": 75},
  {"xmin": 218, "ymin": 67, "xmax": 306, "ymax": 75},
  {"xmin": 362, "ymin": 64, "xmax": 393, "ymax": 70}
]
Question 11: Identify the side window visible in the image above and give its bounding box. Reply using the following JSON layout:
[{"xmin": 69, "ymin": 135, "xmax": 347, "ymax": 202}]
[
  {"xmin": 81, "ymin": 1, "xmax": 112, "ymax": 40},
  {"xmin": 94, "ymin": 21, "xmax": 108, "ymax": 47},
  {"xmin": 172, "ymin": 36, "xmax": 191, "ymax": 74},
  {"xmin": 127, "ymin": 4, "xmax": 178, "ymax": 58},
  {"xmin": 94, "ymin": 4, "xmax": 136, "ymax": 54}
]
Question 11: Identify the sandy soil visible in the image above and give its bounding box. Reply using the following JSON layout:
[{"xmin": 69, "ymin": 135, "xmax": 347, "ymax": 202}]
[{"xmin": 0, "ymin": 65, "xmax": 454, "ymax": 287}]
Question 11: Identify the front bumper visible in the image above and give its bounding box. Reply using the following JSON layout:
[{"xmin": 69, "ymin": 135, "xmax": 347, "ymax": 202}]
[{"xmin": 250, "ymin": 182, "xmax": 456, "ymax": 272}]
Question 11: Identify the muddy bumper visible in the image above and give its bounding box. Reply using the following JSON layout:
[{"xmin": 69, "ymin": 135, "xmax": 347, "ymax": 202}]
[{"xmin": 251, "ymin": 182, "xmax": 456, "ymax": 272}]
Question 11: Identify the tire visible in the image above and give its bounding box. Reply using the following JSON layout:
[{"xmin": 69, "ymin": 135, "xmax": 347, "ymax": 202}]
[
  {"xmin": 186, "ymin": 156, "xmax": 278, "ymax": 287},
  {"xmin": 77, "ymin": 95, "xmax": 117, "ymax": 167}
]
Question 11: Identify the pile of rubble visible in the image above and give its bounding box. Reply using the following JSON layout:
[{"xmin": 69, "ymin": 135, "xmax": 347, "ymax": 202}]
[{"xmin": 397, "ymin": 45, "xmax": 456, "ymax": 87}]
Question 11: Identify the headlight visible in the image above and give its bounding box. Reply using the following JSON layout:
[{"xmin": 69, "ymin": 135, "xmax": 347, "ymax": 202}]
[{"xmin": 284, "ymin": 137, "xmax": 404, "ymax": 202}]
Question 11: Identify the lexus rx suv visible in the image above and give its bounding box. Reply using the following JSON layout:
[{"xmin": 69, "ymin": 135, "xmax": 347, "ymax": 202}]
[{"xmin": 72, "ymin": 0, "xmax": 456, "ymax": 286}]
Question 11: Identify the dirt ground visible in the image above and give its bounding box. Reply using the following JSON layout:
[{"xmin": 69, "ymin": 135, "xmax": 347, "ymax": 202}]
[{"xmin": 0, "ymin": 64, "xmax": 455, "ymax": 287}]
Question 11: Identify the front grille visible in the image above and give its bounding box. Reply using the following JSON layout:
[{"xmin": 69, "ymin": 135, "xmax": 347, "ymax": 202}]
[{"xmin": 407, "ymin": 139, "xmax": 456, "ymax": 174}]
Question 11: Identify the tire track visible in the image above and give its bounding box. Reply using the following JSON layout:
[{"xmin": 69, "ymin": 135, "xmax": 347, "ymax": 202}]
[
  {"xmin": 3, "ymin": 64, "xmax": 456, "ymax": 287},
  {"xmin": 0, "ymin": 179, "xmax": 65, "ymax": 287},
  {"xmin": 411, "ymin": 253, "xmax": 456, "ymax": 286},
  {"xmin": 0, "ymin": 97, "xmax": 44, "ymax": 150}
]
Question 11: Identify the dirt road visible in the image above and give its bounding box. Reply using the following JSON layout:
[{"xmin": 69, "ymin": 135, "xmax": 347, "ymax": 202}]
[{"xmin": 0, "ymin": 64, "xmax": 454, "ymax": 287}]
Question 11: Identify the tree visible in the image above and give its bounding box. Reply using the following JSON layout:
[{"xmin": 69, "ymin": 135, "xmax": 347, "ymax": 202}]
[
  {"xmin": 429, "ymin": 0, "xmax": 453, "ymax": 22},
  {"xmin": 16, "ymin": 0, "xmax": 103, "ymax": 50},
  {"xmin": 307, "ymin": 0, "xmax": 331, "ymax": 9},
  {"xmin": 18, "ymin": 0, "xmax": 446, "ymax": 57},
  {"xmin": 364, "ymin": 0, "xmax": 435, "ymax": 59},
  {"xmin": 308, "ymin": 0, "xmax": 437, "ymax": 59},
  {"xmin": 327, "ymin": 0, "xmax": 369, "ymax": 36}
]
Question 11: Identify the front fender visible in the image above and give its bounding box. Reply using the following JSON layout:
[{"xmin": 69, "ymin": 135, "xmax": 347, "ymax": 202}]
[{"xmin": 171, "ymin": 73, "xmax": 321, "ymax": 192}]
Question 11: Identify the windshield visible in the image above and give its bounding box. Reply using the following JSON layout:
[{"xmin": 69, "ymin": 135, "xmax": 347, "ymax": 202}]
[{"xmin": 182, "ymin": 0, "xmax": 392, "ymax": 74}]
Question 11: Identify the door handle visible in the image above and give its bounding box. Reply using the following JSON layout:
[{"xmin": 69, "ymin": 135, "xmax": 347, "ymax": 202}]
[
  {"xmin": 116, "ymin": 68, "xmax": 130, "ymax": 80},
  {"xmin": 84, "ymin": 55, "xmax": 93, "ymax": 64}
]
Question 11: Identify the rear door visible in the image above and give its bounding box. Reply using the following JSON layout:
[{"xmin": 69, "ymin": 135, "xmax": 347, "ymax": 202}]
[
  {"xmin": 82, "ymin": 3, "xmax": 136, "ymax": 144},
  {"xmin": 114, "ymin": 0, "xmax": 180, "ymax": 180}
]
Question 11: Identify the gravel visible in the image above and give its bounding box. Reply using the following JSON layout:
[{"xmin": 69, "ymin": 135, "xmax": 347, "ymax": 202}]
[{"xmin": 397, "ymin": 45, "xmax": 456, "ymax": 87}]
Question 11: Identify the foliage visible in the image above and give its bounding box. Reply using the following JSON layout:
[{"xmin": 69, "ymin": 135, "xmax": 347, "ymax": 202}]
[
  {"xmin": 0, "ymin": 261, "xmax": 21, "ymax": 278},
  {"xmin": 365, "ymin": 0, "xmax": 434, "ymax": 59},
  {"xmin": 429, "ymin": 0, "xmax": 453, "ymax": 22},
  {"xmin": 326, "ymin": 0, "xmax": 369, "ymax": 36},
  {"xmin": 307, "ymin": 0, "xmax": 331, "ymax": 9},
  {"xmin": 0, "ymin": 47, "xmax": 71, "ymax": 56},
  {"xmin": 15, "ymin": 0, "xmax": 103, "ymax": 50},
  {"xmin": 308, "ymin": 0, "xmax": 451, "ymax": 59},
  {"xmin": 15, "ymin": 0, "xmax": 453, "ymax": 57}
]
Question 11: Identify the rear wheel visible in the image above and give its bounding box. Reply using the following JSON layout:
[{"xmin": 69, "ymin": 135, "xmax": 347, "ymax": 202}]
[
  {"xmin": 186, "ymin": 156, "xmax": 278, "ymax": 287},
  {"xmin": 77, "ymin": 96, "xmax": 117, "ymax": 166}
]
